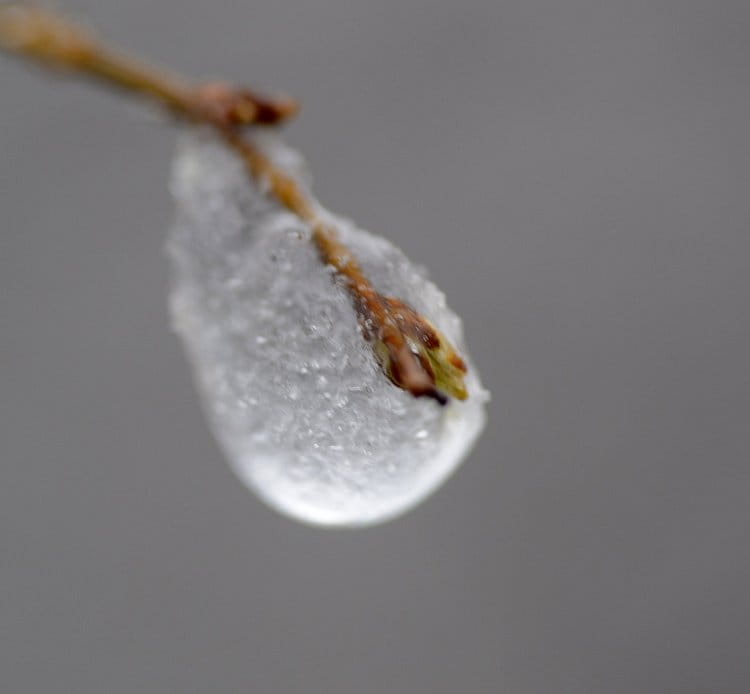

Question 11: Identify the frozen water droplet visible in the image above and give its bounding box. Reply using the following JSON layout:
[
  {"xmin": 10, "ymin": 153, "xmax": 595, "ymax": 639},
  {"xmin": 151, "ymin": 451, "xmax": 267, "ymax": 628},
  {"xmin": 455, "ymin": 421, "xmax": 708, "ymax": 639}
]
[{"xmin": 167, "ymin": 132, "xmax": 488, "ymax": 527}]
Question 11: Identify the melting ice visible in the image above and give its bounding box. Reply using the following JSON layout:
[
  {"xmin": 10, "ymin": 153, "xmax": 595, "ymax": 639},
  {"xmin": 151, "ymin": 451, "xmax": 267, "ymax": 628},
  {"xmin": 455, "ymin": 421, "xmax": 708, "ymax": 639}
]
[{"xmin": 167, "ymin": 131, "xmax": 488, "ymax": 526}]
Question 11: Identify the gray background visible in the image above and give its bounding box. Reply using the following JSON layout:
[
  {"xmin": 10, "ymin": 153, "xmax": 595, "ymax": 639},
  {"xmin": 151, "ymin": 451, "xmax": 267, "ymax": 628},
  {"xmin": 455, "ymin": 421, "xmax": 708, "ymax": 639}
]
[{"xmin": 1, "ymin": 1, "xmax": 748, "ymax": 692}]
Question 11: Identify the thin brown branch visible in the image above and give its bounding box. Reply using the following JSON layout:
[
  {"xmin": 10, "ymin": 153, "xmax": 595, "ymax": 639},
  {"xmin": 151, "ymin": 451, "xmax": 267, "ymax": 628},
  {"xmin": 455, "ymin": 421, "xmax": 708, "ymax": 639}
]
[
  {"xmin": 0, "ymin": 4, "xmax": 468, "ymax": 404},
  {"xmin": 0, "ymin": 4, "xmax": 297, "ymax": 126}
]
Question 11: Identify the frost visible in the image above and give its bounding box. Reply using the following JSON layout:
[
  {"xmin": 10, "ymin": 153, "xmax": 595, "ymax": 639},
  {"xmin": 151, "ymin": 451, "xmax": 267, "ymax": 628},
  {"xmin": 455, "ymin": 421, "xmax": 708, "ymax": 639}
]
[{"xmin": 167, "ymin": 131, "xmax": 488, "ymax": 526}]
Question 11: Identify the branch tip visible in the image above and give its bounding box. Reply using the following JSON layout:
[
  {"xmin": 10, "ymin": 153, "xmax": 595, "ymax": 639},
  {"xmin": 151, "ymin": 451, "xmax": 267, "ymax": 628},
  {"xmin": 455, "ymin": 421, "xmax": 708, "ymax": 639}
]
[{"xmin": 0, "ymin": 4, "xmax": 470, "ymax": 404}]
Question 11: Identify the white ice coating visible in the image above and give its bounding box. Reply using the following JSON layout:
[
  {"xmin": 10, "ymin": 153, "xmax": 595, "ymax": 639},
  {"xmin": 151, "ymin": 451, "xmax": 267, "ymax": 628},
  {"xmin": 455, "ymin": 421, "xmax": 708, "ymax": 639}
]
[{"xmin": 167, "ymin": 131, "xmax": 488, "ymax": 526}]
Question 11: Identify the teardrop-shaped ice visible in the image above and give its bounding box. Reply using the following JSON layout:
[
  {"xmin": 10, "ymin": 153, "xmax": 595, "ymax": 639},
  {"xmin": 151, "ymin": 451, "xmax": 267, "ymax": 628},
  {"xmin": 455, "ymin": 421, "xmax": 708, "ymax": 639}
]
[{"xmin": 167, "ymin": 132, "xmax": 488, "ymax": 526}]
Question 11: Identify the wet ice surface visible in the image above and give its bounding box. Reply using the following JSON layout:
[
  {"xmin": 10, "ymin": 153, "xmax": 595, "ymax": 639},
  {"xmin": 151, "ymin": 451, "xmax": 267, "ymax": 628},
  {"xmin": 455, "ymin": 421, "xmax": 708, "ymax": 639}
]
[{"xmin": 167, "ymin": 131, "xmax": 488, "ymax": 526}]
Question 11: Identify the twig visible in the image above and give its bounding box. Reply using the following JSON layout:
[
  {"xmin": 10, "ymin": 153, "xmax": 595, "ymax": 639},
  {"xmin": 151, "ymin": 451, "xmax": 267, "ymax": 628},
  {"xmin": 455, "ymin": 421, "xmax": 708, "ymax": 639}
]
[{"xmin": 0, "ymin": 4, "xmax": 469, "ymax": 403}]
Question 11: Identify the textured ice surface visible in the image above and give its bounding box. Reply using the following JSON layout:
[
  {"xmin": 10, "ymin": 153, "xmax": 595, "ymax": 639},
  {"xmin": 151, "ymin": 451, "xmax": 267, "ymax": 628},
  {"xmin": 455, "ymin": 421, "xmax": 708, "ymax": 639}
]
[{"xmin": 167, "ymin": 131, "xmax": 488, "ymax": 526}]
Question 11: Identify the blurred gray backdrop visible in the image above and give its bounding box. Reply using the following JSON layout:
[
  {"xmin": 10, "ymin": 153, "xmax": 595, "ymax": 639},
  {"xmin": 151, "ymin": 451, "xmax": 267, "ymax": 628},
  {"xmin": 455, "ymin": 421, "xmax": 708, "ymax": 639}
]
[{"xmin": 1, "ymin": 1, "xmax": 749, "ymax": 692}]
